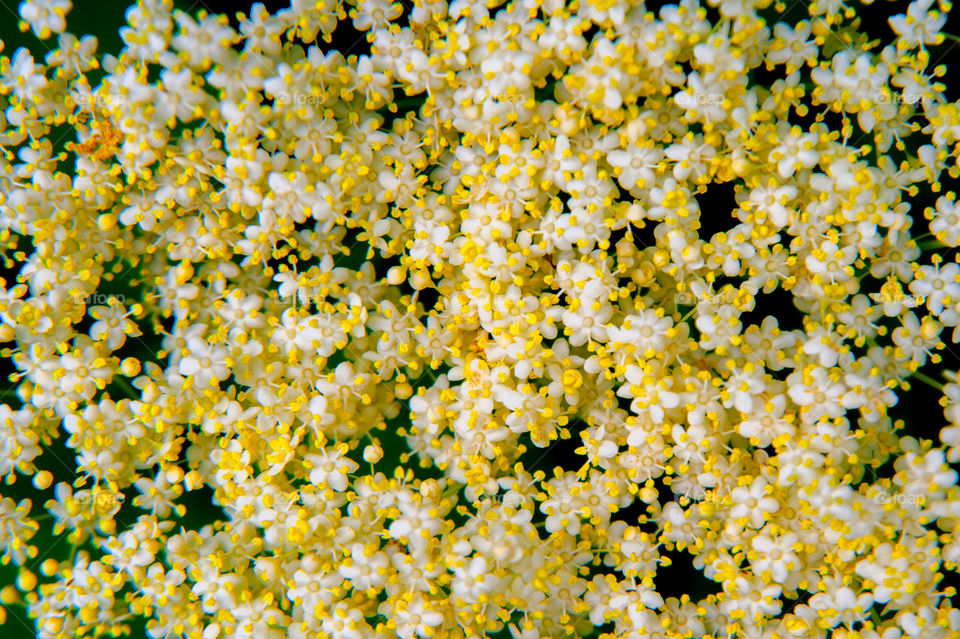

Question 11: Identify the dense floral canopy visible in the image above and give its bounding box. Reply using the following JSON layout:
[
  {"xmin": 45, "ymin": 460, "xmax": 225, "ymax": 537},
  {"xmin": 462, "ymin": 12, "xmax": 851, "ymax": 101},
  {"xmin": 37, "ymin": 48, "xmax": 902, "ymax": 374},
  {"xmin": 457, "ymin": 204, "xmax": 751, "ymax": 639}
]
[{"xmin": 1, "ymin": 0, "xmax": 960, "ymax": 637}]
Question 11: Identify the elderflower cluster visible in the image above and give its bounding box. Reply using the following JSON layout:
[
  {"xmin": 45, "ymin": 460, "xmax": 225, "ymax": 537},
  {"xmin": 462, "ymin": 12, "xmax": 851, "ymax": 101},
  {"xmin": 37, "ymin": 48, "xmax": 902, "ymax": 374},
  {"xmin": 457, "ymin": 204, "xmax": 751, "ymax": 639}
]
[{"xmin": 1, "ymin": 0, "xmax": 960, "ymax": 637}]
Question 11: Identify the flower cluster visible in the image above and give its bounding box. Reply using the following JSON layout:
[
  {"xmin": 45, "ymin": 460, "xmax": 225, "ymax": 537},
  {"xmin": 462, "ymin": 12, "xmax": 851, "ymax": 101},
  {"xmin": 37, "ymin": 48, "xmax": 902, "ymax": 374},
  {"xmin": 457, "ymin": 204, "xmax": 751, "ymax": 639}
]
[{"xmin": 1, "ymin": 0, "xmax": 960, "ymax": 637}]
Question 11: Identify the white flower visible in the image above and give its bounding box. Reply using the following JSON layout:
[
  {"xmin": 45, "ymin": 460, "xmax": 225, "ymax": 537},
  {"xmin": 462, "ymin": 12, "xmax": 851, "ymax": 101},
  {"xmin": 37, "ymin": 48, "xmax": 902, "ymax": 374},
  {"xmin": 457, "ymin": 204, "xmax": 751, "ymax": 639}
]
[
  {"xmin": 132, "ymin": 469, "xmax": 183, "ymax": 518},
  {"xmin": 286, "ymin": 556, "xmax": 341, "ymax": 612},
  {"xmin": 239, "ymin": 3, "xmax": 284, "ymax": 54},
  {"xmin": 611, "ymin": 309, "xmax": 674, "ymax": 358},
  {"xmin": 387, "ymin": 489, "xmax": 443, "ymax": 550},
  {"xmin": 607, "ymin": 141, "xmax": 663, "ymax": 192},
  {"xmin": 565, "ymin": 163, "xmax": 617, "ymax": 213},
  {"xmin": 339, "ymin": 543, "xmax": 388, "ymax": 591},
  {"xmin": 892, "ymin": 311, "xmax": 942, "ymax": 364},
  {"xmin": 451, "ymin": 556, "xmax": 502, "ymax": 602},
  {"xmin": 0, "ymin": 497, "xmax": 38, "ymax": 565},
  {"xmin": 910, "ymin": 261, "xmax": 960, "ymax": 316},
  {"xmin": 889, "ymin": 0, "xmax": 947, "ymax": 48},
  {"xmin": 19, "ymin": 0, "xmax": 72, "ymax": 39},
  {"xmin": 801, "ymin": 326, "xmax": 845, "ymax": 368},
  {"xmin": 766, "ymin": 21, "xmax": 817, "ymax": 71},
  {"xmin": 928, "ymin": 194, "xmax": 960, "ymax": 246},
  {"xmin": 480, "ymin": 50, "xmax": 534, "ymax": 97},
  {"xmin": 382, "ymin": 594, "xmax": 444, "ymax": 639},
  {"xmin": 561, "ymin": 298, "xmax": 612, "ymax": 346},
  {"xmin": 751, "ymin": 531, "xmax": 800, "ymax": 583},
  {"xmin": 805, "ymin": 240, "xmax": 858, "ymax": 285},
  {"xmin": 722, "ymin": 576, "xmax": 782, "ymax": 621},
  {"xmin": 729, "ymin": 477, "xmax": 780, "ymax": 529},
  {"xmin": 171, "ymin": 11, "xmax": 237, "ymax": 69},
  {"xmin": 769, "ymin": 124, "xmax": 820, "ymax": 179},
  {"xmin": 722, "ymin": 365, "xmax": 766, "ymax": 414},
  {"xmin": 664, "ymin": 135, "xmax": 716, "ymax": 182},
  {"xmin": 737, "ymin": 394, "xmax": 794, "ymax": 447},
  {"xmin": 320, "ymin": 602, "xmax": 370, "ymax": 639},
  {"xmin": 541, "ymin": 471, "xmax": 586, "ymax": 535},
  {"xmin": 538, "ymin": 16, "xmax": 587, "ymax": 60},
  {"xmin": 674, "ymin": 72, "xmax": 728, "ymax": 123},
  {"xmin": 661, "ymin": 501, "xmax": 702, "ymax": 550},
  {"xmin": 178, "ymin": 337, "xmax": 230, "ymax": 387},
  {"xmin": 88, "ymin": 299, "xmax": 142, "ymax": 351},
  {"xmin": 352, "ymin": 0, "xmax": 403, "ymax": 31},
  {"xmin": 214, "ymin": 290, "xmax": 265, "ymax": 333},
  {"xmin": 304, "ymin": 444, "xmax": 358, "ymax": 492},
  {"xmin": 787, "ymin": 366, "xmax": 847, "ymax": 421}
]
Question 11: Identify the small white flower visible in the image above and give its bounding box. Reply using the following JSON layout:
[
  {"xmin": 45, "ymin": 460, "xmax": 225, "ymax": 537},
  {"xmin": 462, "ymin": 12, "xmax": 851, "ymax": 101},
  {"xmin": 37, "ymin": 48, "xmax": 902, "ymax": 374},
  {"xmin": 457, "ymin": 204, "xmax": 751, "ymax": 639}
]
[
  {"xmin": 19, "ymin": 0, "xmax": 71, "ymax": 39},
  {"xmin": 304, "ymin": 444, "xmax": 358, "ymax": 492}
]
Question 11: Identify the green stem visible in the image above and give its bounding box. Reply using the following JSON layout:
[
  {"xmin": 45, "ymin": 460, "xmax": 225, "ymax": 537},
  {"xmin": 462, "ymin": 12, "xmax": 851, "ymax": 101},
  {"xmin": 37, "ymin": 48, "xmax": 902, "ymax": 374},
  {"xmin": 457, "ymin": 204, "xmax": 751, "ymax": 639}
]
[
  {"xmin": 871, "ymin": 606, "xmax": 882, "ymax": 628},
  {"xmin": 679, "ymin": 305, "xmax": 698, "ymax": 324},
  {"xmin": 112, "ymin": 375, "xmax": 139, "ymax": 399},
  {"xmin": 912, "ymin": 370, "xmax": 944, "ymax": 391},
  {"xmin": 918, "ymin": 239, "xmax": 947, "ymax": 251},
  {"xmin": 440, "ymin": 482, "xmax": 462, "ymax": 502}
]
